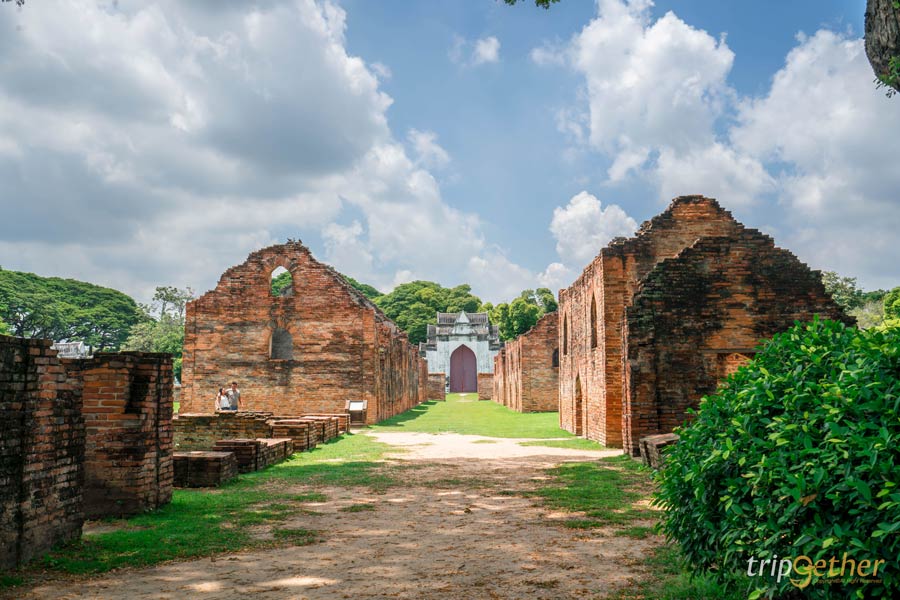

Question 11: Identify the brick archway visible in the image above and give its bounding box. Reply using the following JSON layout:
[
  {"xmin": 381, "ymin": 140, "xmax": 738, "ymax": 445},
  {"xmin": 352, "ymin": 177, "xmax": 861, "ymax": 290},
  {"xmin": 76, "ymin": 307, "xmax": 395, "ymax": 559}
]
[{"xmin": 449, "ymin": 345, "xmax": 477, "ymax": 393}]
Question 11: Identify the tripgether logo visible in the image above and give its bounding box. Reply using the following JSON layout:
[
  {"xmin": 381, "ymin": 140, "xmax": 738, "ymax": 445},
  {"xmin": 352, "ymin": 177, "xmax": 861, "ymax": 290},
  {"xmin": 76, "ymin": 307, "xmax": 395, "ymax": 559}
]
[{"xmin": 747, "ymin": 553, "xmax": 887, "ymax": 589}]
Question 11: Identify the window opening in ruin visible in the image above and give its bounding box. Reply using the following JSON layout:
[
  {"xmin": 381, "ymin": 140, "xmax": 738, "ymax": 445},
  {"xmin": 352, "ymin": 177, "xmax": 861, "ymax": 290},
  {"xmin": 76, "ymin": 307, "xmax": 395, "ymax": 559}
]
[
  {"xmin": 552, "ymin": 348, "xmax": 559, "ymax": 368},
  {"xmin": 270, "ymin": 266, "xmax": 293, "ymax": 297},
  {"xmin": 574, "ymin": 375, "xmax": 583, "ymax": 436},
  {"xmin": 270, "ymin": 327, "xmax": 294, "ymax": 360},
  {"xmin": 563, "ymin": 315, "xmax": 568, "ymax": 356},
  {"xmin": 590, "ymin": 294, "xmax": 598, "ymax": 349}
]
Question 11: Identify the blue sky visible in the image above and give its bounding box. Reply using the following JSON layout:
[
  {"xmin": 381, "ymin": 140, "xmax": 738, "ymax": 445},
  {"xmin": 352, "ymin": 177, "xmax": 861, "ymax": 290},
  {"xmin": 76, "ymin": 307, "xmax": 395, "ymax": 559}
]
[{"xmin": 0, "ymin": 0, "xmax": 895, "ymax": 304}]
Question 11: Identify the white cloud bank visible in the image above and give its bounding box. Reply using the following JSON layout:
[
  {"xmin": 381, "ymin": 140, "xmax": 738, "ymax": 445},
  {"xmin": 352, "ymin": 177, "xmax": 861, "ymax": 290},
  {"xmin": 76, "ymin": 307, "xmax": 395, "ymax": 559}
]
[{"xmin": 534, "ymin": 0, "xmax": 900, "ymax": 290}]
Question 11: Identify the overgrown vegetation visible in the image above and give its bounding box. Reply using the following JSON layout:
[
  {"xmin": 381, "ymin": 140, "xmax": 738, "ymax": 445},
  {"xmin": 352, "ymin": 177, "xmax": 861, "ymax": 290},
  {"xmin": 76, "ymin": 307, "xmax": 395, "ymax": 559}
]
[
  {"xmin": 656, "ymin": 319, "xmax": 900, "ymax": 599},
  {"xmin": 483, "ymin": 288, "xmax": 558, "ymax": 341},
  {"xmin": 375, "ymin": 281, "xmax": 485, "ymax": 344},
  {"xmin": 374, "ymin": 392, "xmax": 572, "ymax": 438}
]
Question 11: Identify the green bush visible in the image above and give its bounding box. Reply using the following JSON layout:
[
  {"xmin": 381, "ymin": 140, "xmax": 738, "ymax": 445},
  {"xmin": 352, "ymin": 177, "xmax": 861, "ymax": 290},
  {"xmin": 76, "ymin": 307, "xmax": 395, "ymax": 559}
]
[{"xmin": 655, "ymin": 319, "xmax": 900, "ymax": 599}]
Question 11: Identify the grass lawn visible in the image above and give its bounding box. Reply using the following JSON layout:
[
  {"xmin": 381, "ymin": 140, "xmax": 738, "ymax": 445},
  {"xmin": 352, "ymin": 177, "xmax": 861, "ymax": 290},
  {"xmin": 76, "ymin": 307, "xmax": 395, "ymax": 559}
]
[
  {"xmin": 373, "ymin": 393, "xmax": 572, "ymax": 438},
  {"xmin": 31, "ymin": 433, "xmax": 398, "ymax": 576}
]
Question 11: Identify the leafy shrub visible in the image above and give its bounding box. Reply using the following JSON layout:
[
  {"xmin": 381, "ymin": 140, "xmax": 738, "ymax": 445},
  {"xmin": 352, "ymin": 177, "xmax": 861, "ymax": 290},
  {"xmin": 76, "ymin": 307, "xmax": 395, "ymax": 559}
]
[{"xmin": 655, "ymin": 319, "xmax": 900, "ymax": 599}]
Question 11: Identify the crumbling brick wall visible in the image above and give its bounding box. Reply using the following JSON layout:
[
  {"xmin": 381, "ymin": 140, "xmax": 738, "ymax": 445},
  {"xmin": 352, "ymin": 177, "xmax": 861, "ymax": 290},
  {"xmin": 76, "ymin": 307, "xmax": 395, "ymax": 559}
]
[
  {"xmin": 65, "ymin": 352, "xmax": 174, "ymax": 519},
  {"xmin": 559, "ymin": 196, "xmax": 851, "ymax": 452},
  {"xmin": 477, "ymin": 373, "xmax": 493, "ymax": 400},
  {"xmin": 0, "ymin": 336, "xmax": 84, "ymax": 569},
  {"xmin": 427, "ymin": 373, "xmax": 445, "ymax": 400},
  {"xmin": 180, "ymin": 242, "xmax": 426, "ymax": 424},
  {"xmin": 492, "ymin": 312, "xmax": 558, "ymax": 412},
  {"xmin": 622, "ymin": 231, "xmax": 850, "ymax": 455}
]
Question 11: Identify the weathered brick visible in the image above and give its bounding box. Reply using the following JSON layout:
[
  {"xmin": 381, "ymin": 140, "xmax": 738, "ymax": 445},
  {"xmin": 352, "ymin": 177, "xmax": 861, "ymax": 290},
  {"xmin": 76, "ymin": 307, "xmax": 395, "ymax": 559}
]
[{"xmin": 492, "ymin": 312, "xmax": 558, "ymax": 412}]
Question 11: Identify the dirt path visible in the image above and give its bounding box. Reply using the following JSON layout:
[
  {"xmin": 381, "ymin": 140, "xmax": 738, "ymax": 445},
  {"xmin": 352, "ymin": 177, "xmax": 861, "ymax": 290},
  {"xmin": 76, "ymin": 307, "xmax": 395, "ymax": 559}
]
[{"xmin": 21, "ymin": 433, "xmax": 661, "ymax": 599}]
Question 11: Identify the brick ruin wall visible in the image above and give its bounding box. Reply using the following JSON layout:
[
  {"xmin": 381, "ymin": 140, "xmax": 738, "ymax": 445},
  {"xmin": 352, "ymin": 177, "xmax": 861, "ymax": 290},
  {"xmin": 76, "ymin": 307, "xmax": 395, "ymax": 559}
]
[
  {"xmin": 1, "ymin": 337, "xmax": 83, "ymax": 569},
  {"xmin": 477, "ymin": 373, "xmax": 493, "ymax": 400},
  {"xmin": 427, "ymin": 372, "xmax": 445, "ymax": 400},
  {"xmin": 0, "ymin": 336, "xmax": 173, "ymax": 568},
  {"xmin": 622, "ymin": 231, "xmax": 851, "ymax": 455},
  {"xmin": 180, "ymin": 242, "xmax": 427, "ymax": 424},
  {"xmin": 492, "ymin": 312, "xmax": 558, "ymax": 412},
  {"xmin": 558, "ymin": 196, "xmax": 851, "ymax": 452}
]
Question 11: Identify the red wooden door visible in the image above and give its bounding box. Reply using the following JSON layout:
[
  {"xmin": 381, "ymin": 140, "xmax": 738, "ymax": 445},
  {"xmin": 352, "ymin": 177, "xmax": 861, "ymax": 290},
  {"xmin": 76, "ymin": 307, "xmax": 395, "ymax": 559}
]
[{"xmin": 449, "ymin": 345, "xmax": 477, "ymax": 393}]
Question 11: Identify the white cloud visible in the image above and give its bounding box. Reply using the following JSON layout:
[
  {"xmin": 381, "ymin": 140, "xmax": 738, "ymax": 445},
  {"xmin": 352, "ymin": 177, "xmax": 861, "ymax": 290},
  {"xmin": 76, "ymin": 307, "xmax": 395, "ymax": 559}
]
[
  {"xmin": 370, "ymin": 61, "xmax": 392, "ymax": 80},
  {"xmin": 407, "ymin": 129, "xmax": 451, "ymax": 169},
  {"xmin": 472, "ymin": 36, "xmax": 500, "ymax": 65},
  {"xmin": 0, "ymin": 0, "xmax": 532, "ymax": 304},
  {"xmin": 549, "ymin": 191, "xmax": 638, "ymax": 264},
  {"xmin": 537, "ymin": 262, "xmax": 575, "ymax": 292},
  {"xmin": 530, "ymin": 41, "xmax": 566, "ymax": 67},
  {"xmin": 450, "ymin": 34, "xmax": 501, "ymax": 67}
]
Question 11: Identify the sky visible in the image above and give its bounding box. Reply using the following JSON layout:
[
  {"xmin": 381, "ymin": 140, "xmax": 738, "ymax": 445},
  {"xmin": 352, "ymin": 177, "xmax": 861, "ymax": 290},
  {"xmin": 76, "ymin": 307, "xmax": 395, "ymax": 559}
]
[{"xmin": 1, "ymin": 0, "xmax": 897, "ymax": 305}]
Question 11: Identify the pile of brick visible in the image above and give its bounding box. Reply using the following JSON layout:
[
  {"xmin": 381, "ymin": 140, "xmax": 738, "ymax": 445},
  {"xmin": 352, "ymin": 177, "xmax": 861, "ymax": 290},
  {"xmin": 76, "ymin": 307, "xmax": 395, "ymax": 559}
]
[
  {"xmin": 173, "ymin": 451, "xmax": 238, "ymax": 487},
  {"xmin": 303, "ymin": 413, "xmax": 350, "ymax": 434},
  {"xmin": 269, "ymin": 420, "xmax": 315, "ymax": 452},
  {"xmin": 300, "ymin": 416, "xmax": 339, "ymax": 441},
  {"xmin": 638, "ymin": 433, "xmax": 680, "ymax": 470},
  {"xmin": 173, "ymin": 412, "xmax": 273, "ymax": 450},
  {"xmin": 212, "ymin": 438, "xmax": 293, "ymax": 473}
]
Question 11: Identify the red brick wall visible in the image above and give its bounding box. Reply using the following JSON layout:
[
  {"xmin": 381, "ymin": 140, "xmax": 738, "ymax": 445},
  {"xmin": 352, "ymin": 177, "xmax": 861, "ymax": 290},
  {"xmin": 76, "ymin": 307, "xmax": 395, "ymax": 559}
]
[
  {"xmin": 427, "ymin": 373, "xmax": 445, "ymax": 400},
  {"xmin": 180, "ymin": 242, "xmax": 426, "ymax": 423},
  {"xmin": 492, "ymin": 312, "xmax": 558, "ymax": 412},
  {"xmin": 558, "ymin": 196, "xmax": 851, "ymax": 453},
  {"xmin": 622, "ymin": 231, "xmax": 851, "ymax": 455},
  {"xmin": 0, "ymin": 336, "xmax": 84, "ymax": 569},
  {"xmin": 65, "ymin": 352, "xmax": 174, "ymax": 519},
  {"xmin": 477, "ymin": 373, "xmax": 494, "ymax": 400}
]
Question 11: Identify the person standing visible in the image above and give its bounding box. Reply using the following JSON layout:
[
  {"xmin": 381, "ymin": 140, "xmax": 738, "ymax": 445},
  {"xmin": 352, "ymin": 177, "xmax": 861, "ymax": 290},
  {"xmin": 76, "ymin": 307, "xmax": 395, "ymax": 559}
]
[
  {"xmin": 227, "ymin": 381, "xmax": 242, "ymax": 411},
  {"xmin": 215, "ymin": 387, "xmax": 230, "ymax": 411}
]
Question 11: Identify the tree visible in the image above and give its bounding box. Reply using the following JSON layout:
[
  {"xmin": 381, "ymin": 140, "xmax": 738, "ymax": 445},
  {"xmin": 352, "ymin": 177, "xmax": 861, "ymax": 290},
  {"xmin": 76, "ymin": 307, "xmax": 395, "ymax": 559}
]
[
  {"xmin": 123, "ymin": 286, "xmax": 194, "ymax": 381},
  {"xmin": 0, "ymin": 317, "xmax": 9, "ymax": 336},
  {"xmin": 344, "ymin": 275, "xmax": 382, "ymax": 300},
  {"xmin": 489, "ymin": 288, "xmax": 558, "ymax": 341},
  {"xmin": 503, "ymin": 0, "xmax": 560, "ymax": 8},
  {"xmin": 821, "ymin": 271, "xmax": 865, "ymax": 311},
  {"xmin": 865, "ymin": 0, "xmax": 900, "ymax": 95},
  {"xmin": 0, "ymin": 268, "xmax": 143, "ymax": 350},
  {"xmin": 271, "ymin": 270, "xmax": 382, "ymax": 300},
  {"xmin": 374, "ymin": 281, "xmax": 484, "ymax": 345}
]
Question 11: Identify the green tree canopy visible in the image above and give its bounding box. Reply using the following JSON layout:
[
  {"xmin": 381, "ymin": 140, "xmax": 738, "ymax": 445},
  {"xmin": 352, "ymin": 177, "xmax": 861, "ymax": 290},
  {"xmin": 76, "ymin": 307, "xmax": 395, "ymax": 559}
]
[
  {"xmin": 489, "ymin": 287, "xmax": 558, "ymax": 341},
  {"xmin": 0, "ymin": 268, "xmax": 142, "ymax": 350},
  {"xmin": 123, "ymin": 286, "xmax": 194, "ymax": 380},
  {"xmin": 271, "ymin": 270, "xmax": 382, "ymax": 300},
  {"xmin": 821, "ymin": 271, "xmax": 866, "ymax": 311},
  {"xmin": 375, "ymin": 281, "xmax": 484, "ymax": 345}
]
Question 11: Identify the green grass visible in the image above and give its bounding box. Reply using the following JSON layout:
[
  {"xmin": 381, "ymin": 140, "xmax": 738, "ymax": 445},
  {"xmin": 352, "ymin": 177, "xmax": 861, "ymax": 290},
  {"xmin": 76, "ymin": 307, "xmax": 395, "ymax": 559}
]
[
  {"xmin": 373, "ymin": 393, "xmax": 572, "ymax": 438},
  {"xmin": 33, "ymin": 433, "xmax": 398, "ymax": 575},
  {"xmin": 339, "ymin": 503, "xmax": 376, "ymax": 513},
  {"xmin": 531, "ymin": 455, "xmax": 656, "ymax": 526},
  {"xmin": 0, "ymin": 574, "xmax": 24, "ymax": 590},
  {"xmin": 173, "ymin": 401, "xmax": 180, "ymax": 414},
  {"xmin": 609, "ymin": 545, "xmax": 744, "ymax": 600},
  {"xmin": 518, "ymin": 438, "xmax": 605, "ymax": 450}
]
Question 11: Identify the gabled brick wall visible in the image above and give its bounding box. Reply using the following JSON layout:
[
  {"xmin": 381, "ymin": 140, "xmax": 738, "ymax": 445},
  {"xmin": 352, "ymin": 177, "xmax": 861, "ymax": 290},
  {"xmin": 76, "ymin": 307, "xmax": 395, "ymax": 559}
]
[
  {"xmin": 623, "ymin": 232, "xmax": 850, "ymax": 455},
  {"xmin": 558, "ymin": 196, "xmax": 851, "ymax": 452},
  {"xmin": 180, "ymin": 241, "xmax": 426, "ymax": 424},
  {"xmin": 492, "ymin": 312, "xmax": 558, "ymax": 412}
]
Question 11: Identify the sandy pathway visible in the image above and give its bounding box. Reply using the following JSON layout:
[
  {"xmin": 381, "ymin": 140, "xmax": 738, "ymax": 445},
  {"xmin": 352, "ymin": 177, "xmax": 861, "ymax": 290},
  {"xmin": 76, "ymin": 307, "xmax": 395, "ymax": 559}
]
[{"xmin": 19, "ymin": 433, "xmax": 661, "ymax": 600}]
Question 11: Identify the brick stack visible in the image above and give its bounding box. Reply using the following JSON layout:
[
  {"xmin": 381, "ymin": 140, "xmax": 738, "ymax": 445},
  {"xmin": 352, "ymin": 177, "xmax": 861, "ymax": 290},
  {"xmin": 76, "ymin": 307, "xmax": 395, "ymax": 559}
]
[
  {"xmin": 638, "ymin": 434, "xmax": 680, "ymax": 470},
  {"xmin": 173, "ymin": 411, "xmax": 274, "ymax": 450},
  {"xmin": 213, "ymin": 439, "xmax": 261, "ymax": 473},
  {"xmin": 426, "ymin": 373, "xmax": 445, "ymax": 400},
  {"xmin": 256, "ymin": 438, "xmax": 293, "ymax": 469},
  {"xmin": 269, "ymin": 420, "xmax": 315, "ymax": 451},
  {"xmin": 179, "ymin": 241, "xmax": 428, "ymax": 424},
  {"xmin": 557, "ymin": 196, "xmax": 852, "ymax": 456},
  {"xmin": 301, "ymin": 416, "xmax": 339, "ymax": 441},
  {"xmin": 477, "ymin": 374, "xmax": 493, "ymax": 400},
  {"xmin": 173, "ymin": 451, "xmax": 238, "ymax": 487},
  {"xmin": 0, "ymin": 336, "xmax": 84, "ymax": 569},
  {"xmin": 492, "ymin": 312, "xmax": 558, "ymax": 413},
  {"xmin": 303, "ymin": 413, "xmax": 350, "ymax": 433}
]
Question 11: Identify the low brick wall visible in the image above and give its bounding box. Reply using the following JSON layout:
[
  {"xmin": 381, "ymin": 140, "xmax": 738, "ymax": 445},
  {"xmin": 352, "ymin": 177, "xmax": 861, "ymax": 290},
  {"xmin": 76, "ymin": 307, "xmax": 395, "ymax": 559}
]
[
  {"xmin": 427, "ymin": 373, "xmax": 445, "ymax": 400},
  {"xmin": 173, "ymin": 451, "xmax": 238, "ymax": 488},
  {"xmin": 304, "ymin": 413, "xmax": 350, "ymax": 433},
  {"xmin": 0, "ymin": 336, "xmax": 84, "ymax": 569},
  {"xmin": 174, "ymin": 412, "xmax": 276, "ymax": 450},
  {"xmin": 639, "ymin": 433, "xmax": 680, "ymax": 469}
]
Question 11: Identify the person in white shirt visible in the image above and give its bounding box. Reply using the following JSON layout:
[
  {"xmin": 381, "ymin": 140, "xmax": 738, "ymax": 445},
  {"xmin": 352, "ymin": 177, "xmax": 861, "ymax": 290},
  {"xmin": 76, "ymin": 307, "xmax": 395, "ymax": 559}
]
[{"xmin": 215, "ymin": 387, "xmax": 230, "ymax": 411}]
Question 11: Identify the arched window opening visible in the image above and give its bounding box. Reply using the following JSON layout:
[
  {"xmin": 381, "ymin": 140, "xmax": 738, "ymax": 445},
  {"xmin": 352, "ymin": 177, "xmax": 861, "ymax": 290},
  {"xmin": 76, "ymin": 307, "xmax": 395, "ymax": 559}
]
[
  {"xmin": 270, "ymin": 266, "xmax": 293, "ymax": 297},
  {"xmin": 590, "ymin": 294, "xmax": 598, "ymax": 349},
  {"xmin": 270, "ymin": 327, "xmax": 293, "ymax": 360},
  {"xmin": 552, "ymin": 348, "xmax": 559, "ymax": 368},
  {"xmin": 563, "ymin": 315, "xmax": 569, "ymax": 356}
]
